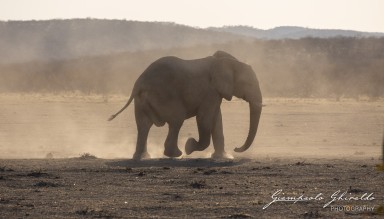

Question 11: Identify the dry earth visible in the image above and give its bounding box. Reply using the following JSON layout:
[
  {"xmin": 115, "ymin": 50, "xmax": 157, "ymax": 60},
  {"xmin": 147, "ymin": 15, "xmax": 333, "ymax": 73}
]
[{"xmin": 0, "ymin": 94, "xmax": 383, "ymax": 218}]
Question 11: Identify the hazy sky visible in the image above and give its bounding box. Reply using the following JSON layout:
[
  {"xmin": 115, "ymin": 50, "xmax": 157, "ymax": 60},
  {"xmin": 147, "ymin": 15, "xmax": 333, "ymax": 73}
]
[{"xmin": 1, "ymin": 0, "xmax": 383, "ymax": 32}]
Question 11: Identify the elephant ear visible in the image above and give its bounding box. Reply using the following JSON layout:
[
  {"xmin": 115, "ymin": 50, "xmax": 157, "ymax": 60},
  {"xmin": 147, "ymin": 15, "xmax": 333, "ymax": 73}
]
[{"xmin": 210, "ymin": 58, "xmax": 234, "ymax": 101}]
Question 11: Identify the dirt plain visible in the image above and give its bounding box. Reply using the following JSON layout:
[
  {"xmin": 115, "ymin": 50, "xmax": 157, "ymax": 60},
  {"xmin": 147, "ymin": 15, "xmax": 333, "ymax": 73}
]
[{"xmin": 0, "ymin": 94, "xmax": 383, "ymax": 218}]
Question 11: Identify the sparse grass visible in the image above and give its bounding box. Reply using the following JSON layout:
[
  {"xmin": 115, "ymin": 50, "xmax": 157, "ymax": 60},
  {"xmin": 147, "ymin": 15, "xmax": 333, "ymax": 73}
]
[
  {"xmin": 78, "ymin": 153, "xmax": 98, "ymax": 160},
  {"xmin": 375, "ymin": 205, "xmax": 384, "ymax": 215},
  {"xmin": 227, "ymin": 213, "xmax": 252, "ymax": 218},
  {"xmin": 34, "ymin": 181, "xmax": 59, "ymax": 187},
  {"xmin": 75, "ymin": 207, "xmax": 115, "ymax": 217},
  {"xmin": 190, "ymin": 180, "xmax": 206, "ymax": 189},
  {"xmin": 376, "ymin": 164, "xmax": 384, "ymax": 171},
  {"xmin": 0, "ymin": 166, "xmax": 13, "ymax": 172},
  {"xmin": 27, "ymin": 170, "xmax": 49, "ymax": 177}
]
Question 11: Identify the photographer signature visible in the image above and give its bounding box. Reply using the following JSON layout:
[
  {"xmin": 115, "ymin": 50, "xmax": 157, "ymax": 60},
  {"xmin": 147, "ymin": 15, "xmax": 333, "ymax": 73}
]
[{"xmin": 263, "ymin": 189, "xmax": 375, "ymax": 209}]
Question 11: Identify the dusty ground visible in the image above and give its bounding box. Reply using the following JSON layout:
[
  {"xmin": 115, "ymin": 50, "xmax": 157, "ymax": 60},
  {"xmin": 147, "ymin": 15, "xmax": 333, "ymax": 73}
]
[{"xmin": 0, "ymin": 94, "xmax": 383, "ymax": 218}]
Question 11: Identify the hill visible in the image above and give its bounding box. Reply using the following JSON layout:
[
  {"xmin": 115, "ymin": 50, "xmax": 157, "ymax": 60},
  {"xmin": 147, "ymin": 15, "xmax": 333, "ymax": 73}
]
[
  {"xmin": 0, "ymin": 19, "xmax": 249, "ymax": 64},
  {"xmin": 209, "ymin": 26, "xmax": 384, "ymax": 39},
  {"xmin": 1, "ymin": 19, "xmax": 384, "ymax": 64}
]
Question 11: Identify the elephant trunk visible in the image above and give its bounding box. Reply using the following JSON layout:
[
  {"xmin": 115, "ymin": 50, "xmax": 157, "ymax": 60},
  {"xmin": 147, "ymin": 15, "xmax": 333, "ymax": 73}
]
[{"xmin": 234, "ymin": 101, "xmax": 262, "ymax": 153}]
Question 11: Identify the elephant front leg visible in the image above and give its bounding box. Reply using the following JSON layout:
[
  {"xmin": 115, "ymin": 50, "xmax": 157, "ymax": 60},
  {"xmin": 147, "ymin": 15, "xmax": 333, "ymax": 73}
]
[
  {"xmin": 211, "ymin": 110, "xmax": 233, "ymax": 159},
  {"xmin": 185, "ymin": 99, "xmax": 220, "ymax": 155},
  {"xmin": 185, "ymin": 116, "xmax": 211, "ymax": 155},
  {"xmin": 164, "ymin": 122, "xmax": 183, "ymax": 158}
]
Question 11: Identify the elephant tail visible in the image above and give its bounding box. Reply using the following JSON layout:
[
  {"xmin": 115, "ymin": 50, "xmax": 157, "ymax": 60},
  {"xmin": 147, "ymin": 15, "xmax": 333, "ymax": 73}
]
[{"xmin": 108, "ymin": 95, "xmax": 134, "ymax": 121}]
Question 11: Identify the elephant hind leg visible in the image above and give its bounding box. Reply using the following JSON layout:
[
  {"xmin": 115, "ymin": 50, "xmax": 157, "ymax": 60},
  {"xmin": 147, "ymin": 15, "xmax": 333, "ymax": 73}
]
[
  {"xmin": 164, "ymin": 122, "xmax": 183, "ymax": 158},
  {"xmin": 133, "ymin": 100, "xmax": 153, "ymax": 160},
  {"xmin": 133, "ymin": 123, "xmax": 152, "ymax": 160},
  {"xmin": 147, "ymin": 101, "xmax": 166, "ymax": 127},
  {"xmin": 138, "ymin": 91, "xmax": 165, "ymax": 127}
]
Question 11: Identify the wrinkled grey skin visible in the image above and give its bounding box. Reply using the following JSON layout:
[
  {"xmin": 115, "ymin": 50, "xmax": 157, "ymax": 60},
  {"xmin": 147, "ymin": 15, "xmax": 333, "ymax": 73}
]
[{"xmin": 109, "ymin": 51, "xmax": 262, "ymax": 160}]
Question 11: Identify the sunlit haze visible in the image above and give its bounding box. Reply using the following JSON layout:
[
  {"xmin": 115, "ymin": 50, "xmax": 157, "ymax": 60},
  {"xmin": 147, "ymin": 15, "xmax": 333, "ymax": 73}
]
[{"xmin": 1, "ymin": 0, "xmax": 383, "ymax": 32}]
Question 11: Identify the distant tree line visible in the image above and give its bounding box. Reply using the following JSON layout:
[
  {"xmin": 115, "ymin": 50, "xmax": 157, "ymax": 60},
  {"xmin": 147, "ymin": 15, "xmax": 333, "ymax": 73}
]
[
  {"xmin": 1, "ymin": 37, "xmax": 383, "ymax": 99},
  {"xmin": 0, "ymin": 19, "xmax": 246, "ymax": 64}
]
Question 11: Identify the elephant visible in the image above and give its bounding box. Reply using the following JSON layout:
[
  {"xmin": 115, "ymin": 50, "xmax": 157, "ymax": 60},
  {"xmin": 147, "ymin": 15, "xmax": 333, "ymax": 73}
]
[{"xmin": 108, "ymin": 51, "xmax": 262, "ymax": 160}]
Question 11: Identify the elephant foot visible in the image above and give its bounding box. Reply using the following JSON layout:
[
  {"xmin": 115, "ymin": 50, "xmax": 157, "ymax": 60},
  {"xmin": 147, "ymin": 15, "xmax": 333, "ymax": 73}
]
[
  {"xmin": 185, "ymin": 138, "xmax": 198, "ymax": 155},
  {"xmin": 164, "ymin": 147, "xmax": 182, "ymax": 158},
  {"xmin": 133, "ymin": 151, "xmax": 151, "ymax": 161},
  {"xmin": 211, "ymin": 151, "xmax": 234, "ymax": 160}
]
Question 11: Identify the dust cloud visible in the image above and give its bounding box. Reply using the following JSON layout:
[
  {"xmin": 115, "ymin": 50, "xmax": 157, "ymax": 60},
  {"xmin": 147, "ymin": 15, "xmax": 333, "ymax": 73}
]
[
  {"xmin": 0, "ymin": 93, "xmax": 214, "ymax": 159},
  {"xmin": 0, "ymin": 20, "xmax": 383, "ymax": 159},
  {"xmin": 1, "ymin": 37, "xmax": 383, "ymax": 98},
  {"xmin": 0, "ymin": 93, "xmax": 382, "ymax": 159}
]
